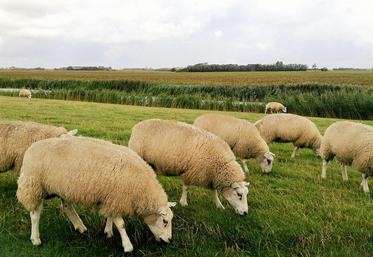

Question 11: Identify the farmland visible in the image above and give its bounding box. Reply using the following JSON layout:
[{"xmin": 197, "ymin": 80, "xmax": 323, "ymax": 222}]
[
  {"xmin": 1, "ymin": 70, "xmax": 373, "ymax": 87},
  {"xmin": 0, "ymin": 96, "xmax": 372, "ymax": 257}
]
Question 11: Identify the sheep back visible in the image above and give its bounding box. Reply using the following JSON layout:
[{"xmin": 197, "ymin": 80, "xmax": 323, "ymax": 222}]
[
  {"xmin": 17, "ymin": 136, "xmax": 168, "ymax": 217},
  {"xmin": 256, "ymin": 114, "xmax": 322, "ymax": 150},
  {"xmin": 0, "ymin": 121, "xmax": 68, "ymax": 175},
  {"xmin": 193, "ymin": 113, "xmax": 269, "ymax": 160},
  {"xmin": 321, "ymin": 121, "xmax": 373, "ymax": 175},
  {"xmin": 19, "ymin": 89, "xmax": 31, "ymax": 98},
  {"xmin": 128, "ymin": 119, "xmax": 245, "ymax": 189},
  {"xmin": 266, "ymin": 102, "xmax": 285, "ymax": 112}
]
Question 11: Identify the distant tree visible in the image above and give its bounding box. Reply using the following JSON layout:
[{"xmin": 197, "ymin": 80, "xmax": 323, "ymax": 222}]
[
  {"xmin": 312, "ymin": 63, "xmax": 317, "ymax": 70},
  {"xmin": 320, "ymin": 67, "xmax": 328, "ymax": 71},
  {"xmin": 179, "ymin": 62, "xmax": 307, "ymax": 72}
]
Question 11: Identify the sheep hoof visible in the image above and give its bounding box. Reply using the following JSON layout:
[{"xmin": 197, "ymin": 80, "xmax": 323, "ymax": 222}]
[
  {"xmin": 105, "ymin": 230, "xmax": 114, "ymax": 238},
  {"xmin": 179, "ymin": 199, "xmax": 188, "ymax": 206},
  {"xmin": 76, "ymin": 225, "xmax": 87, "ymax": 234},
  {"xmin": 31, "ymin": 237, "xmax": 41, "ymax": 246},
  {"xmin": 124, "ymin": 244, "xmax": 134, "ymax": 252},
  {"xmin": 216, "ymin": 204, "xmax": 225, "ymax": 210},
  {"xmin": 362, "ymin": 187, "xmax": 370, "ymax": 194}
]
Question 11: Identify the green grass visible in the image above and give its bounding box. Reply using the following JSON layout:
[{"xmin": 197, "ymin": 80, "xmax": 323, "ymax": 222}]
[{"xmin": 0, "ymin": 96, "xmax": 372, "ymax": 257}]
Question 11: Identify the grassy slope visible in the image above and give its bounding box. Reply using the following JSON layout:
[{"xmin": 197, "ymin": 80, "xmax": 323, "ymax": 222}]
[
  {"xmin": 0, "ymin": 96, "xmax": 372, "ymax": 257},
  {"xmin": 1, "ymin": 70, "xmax": 373, "ymax": 87}
]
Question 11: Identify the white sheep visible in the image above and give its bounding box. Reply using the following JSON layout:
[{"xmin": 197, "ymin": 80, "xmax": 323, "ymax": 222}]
[
  {"xmin": 0, "ymin": 121, "xmax": 77, "ymax": 176},
  {"xmin": 19, "ymin": 89, "xmax": 32, "ymax": 100},
  {"xmin": 265, "ymin": 102, "xmax": 287, "ymax": 114},
  {"xmin": 193, "ymin": 113, "xmax": 275, "ymax": 173},
  {"xmin": 255, "ymin": 114, "xmax": 322, "ymax": 157},
  {"xmin": 320, "ymin": 121, "xmax": 373, "ymax": 193},
  {"xmin": 17, "ymin": 136, "xmax": 176, "ymax": 252},
  {"xmin": 128, "ymin": 119, "xmax": 249, "ymax": 215}
]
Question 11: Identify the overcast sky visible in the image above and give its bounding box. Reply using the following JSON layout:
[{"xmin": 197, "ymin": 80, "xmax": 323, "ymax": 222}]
[{"xmin": 1, "ymin": 0, "xmax": 373, "ymax": 69}]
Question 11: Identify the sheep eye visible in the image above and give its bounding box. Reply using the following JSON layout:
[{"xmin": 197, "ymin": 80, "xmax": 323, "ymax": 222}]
[
  {"xmin": 237, "ymin": 192, "xmax": 242, "ymax": 200},
  {"xmin": 162, "ymin": 219, "xmax": 168, "ymax": 226},
  {"xmin": 267, "ymin": 159, "xmax": 271, "ymax": 165}
]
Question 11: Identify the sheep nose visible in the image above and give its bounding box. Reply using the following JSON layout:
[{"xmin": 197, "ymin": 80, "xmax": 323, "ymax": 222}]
[
  {"xmin": 160, "ymin": 237, "xmax": 170, "ymax": 244},
  {"xmin": 243, "ymin": 211, "xmax": 248, "ymax": 215}
]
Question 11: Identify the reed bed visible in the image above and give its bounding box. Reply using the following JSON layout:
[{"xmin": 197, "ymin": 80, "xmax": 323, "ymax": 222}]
[{"xmin": 1, "ymin": 78, "xmax": 371, "ymax": 119}]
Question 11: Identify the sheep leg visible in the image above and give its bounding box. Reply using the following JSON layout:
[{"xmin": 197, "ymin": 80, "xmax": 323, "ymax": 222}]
[
  {"xmin": 321, "ymin": 160, "xmax": 329, "ymax": 179},
  {"xmin": 295, "ymin": 147, "xmax": 300, "ymax": 156},
  {"xmin": 240, "ymin": 159, "xmax": 249, "ymax": 173},
  {"xmin": 113, "ymin": 217, "xmax": 134, "ymax": 253},
  {"xmin": 291, "ymin": 146, "xmax": 299, "ymax": 158},
  {"xmin": 340, "ymin": 164, "xmax": 348, "ymax": 181},
  {"xmin": 213, "ymin": 190, "xmax": 225, "ymax": 209},
  {"xmin": 104, "ymin": 218, "xmax": 114, "ymax": 238},
  {"xmin": 179, "ymin": 183, "xmax": 188, "ymax": 206},
  {"xmin": 361, "ymin": 174, "xmax": 370, "ymax": 193},
  {"xmin": 30, "ymin": 202, "xmax": 43, "ymax": 246},
  {"xmin": 60, "ymin": 199, "xmax": 87, "ymax": 233}
]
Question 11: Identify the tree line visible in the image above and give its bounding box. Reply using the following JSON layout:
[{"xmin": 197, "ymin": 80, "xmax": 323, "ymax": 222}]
[{"xmin": 178, "ymin": 61, "xmax": 308, "ymax": 72}]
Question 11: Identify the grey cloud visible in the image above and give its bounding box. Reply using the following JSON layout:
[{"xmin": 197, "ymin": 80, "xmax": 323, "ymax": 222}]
[{"xmin": 0, "ymin": 0, "xmax": 372, "ymax": 68}]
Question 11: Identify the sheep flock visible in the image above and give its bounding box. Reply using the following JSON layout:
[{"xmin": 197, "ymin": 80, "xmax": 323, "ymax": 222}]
[{"xmin": 0, "ymin": 100, "xmax": 372, "ymax": 253}]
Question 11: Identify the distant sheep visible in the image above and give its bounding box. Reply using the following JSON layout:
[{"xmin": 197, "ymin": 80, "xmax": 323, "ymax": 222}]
[
  {"xmin": 255, "ymin": 114, "xmax": 322, "ymax": 157},
  {"xmin": 320, "ymin": 121, "xmax": 373, "ymax": 193},
  {"xmin": 128, "ymin": 119, "xmax": 249, "ymax": 215},
  {"xmin": 19, "ymin": 89, "xmax": 32, "ymax": 100},
  {"xmin": 17, "ymin": 136, "xmax": 176, "ymax": 252},
  {"xmin": 265, "ymin": 102, "xmax": 287, "ymax": 114},
  {"xmin": 193, "ymin": 113, "xmax": 275, "ymax": 173},
  {"xmin": 0, "ymin": 121, "xmax": 76, "ymax": 176}
]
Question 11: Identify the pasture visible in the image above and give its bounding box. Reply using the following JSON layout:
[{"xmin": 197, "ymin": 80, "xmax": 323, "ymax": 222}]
[
  {"xmin": 1, "ymin": 70, "xmax": 373, "ymax": 87},
  {"xmin": 0, "ymin": 96, "xmax": 372, "ymax": 257}
]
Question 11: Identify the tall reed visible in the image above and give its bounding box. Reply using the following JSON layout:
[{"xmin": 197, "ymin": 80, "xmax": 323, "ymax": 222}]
[{"xmin": 1, "ymin": 78, "xmax": 371, "ymax": 119}]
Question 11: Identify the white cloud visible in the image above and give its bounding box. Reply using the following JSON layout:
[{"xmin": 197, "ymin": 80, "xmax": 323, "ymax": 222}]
[
  {"xmin": 213, "ymin": 30, "xmax": 223, "ymax": 38},
  {"xmin": 0, "ymin": 0, "xmax": 372, "ymax": 68}
]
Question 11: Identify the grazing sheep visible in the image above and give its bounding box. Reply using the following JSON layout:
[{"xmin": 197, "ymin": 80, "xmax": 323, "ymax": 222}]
[
  {"xmin": 320, "ymin": 121, "xmax": 373, "ymax": 193},
  {"xmin": 19, "ymin": 89, "xmax": 32, "ymax": 100},
  {"xmin": 265, "ymin": 102, "xmax": 287, "ymax": 114},
  {"xmin": 254, "ymin": 114, "xmax": 322, "ymax": 157},
  {"xmin": 128, "ymin": 119, "xmax": 249, "ymax": 215},
  {"xmin": 17, "ymin": 136, "xmax": 176, "ymax": 252},
  {"xmin": 0, "ymin": 121, "xmax": 76, "ymax": 176},
  {"xmin": 193, "ymin": 113, "xmax": 275, "ymax": 173}
]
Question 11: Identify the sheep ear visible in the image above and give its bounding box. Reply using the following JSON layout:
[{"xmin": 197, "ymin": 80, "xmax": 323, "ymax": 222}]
[
  {"xmin": 231, "ymin": 182, "xmax": 240, "ymax": 189},
  {"xmin": 158, "ymin": 207, "xmax": 167, "ymax": 216},
  {"xmin": 244, "ymin": 182, "xmax": 250, "ymax": 187},
  {"xmin": 67, "ymin": 129, "xmax": 78, "ymax": 136},
  {"xmin": 264, "ymin": 152, "xmax": 275, "ymax": 160},
  {"xmin": 168, "ymin": 202, "xmax": 177, "ymax": 208},
  {"xmin": 265, "ymin": 151, "xmax": 275, "ymax": 157}
]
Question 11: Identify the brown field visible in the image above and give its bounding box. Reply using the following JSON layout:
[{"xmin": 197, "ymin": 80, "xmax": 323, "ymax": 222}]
[{"xmin": 1, "ymin": 70, "xmax": 373, "ymax": 86}]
